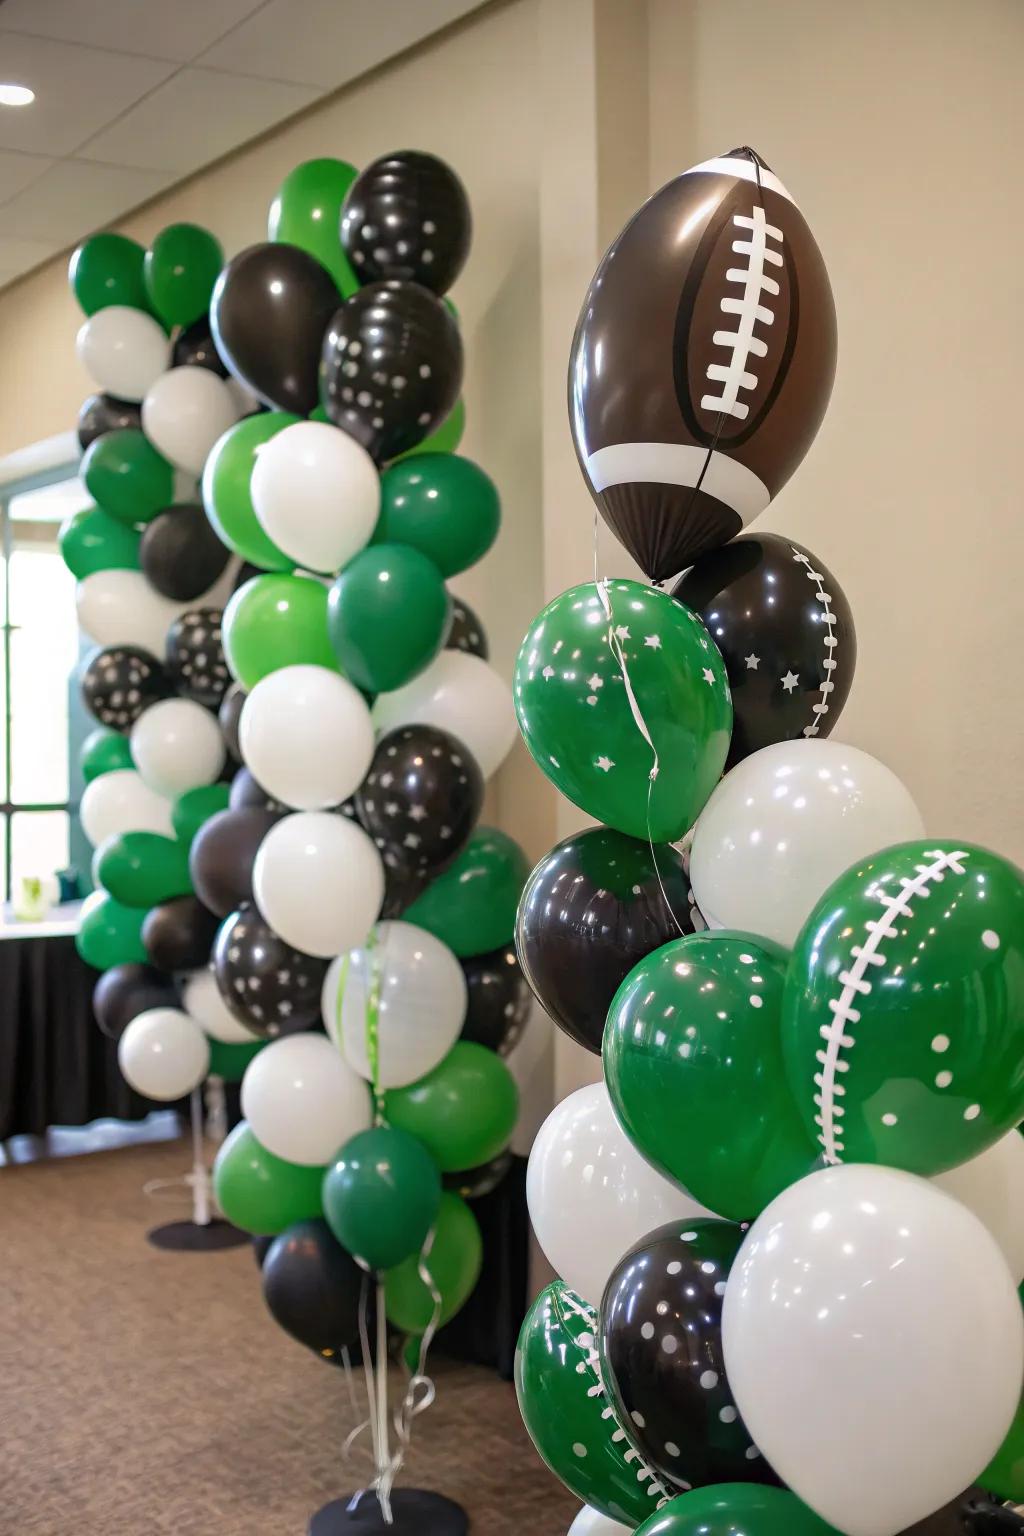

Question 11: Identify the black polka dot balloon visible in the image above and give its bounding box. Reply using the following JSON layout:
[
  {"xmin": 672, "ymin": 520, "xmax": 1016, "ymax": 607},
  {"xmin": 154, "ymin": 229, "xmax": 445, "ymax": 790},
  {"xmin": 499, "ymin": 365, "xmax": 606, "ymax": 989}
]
[
  {"xmin": 446, "ymin": 596, "xmax": 489, "ymax": 660},
  {"xmin": 80, "ymin": 645, "xmax": 171, "ymax": 731},
  {"xmin": 601, "ymin": 1219, "xmax": 779, "ymax": 1492},
  {"xmin": 460, "ymin": 945, "xmax": 531, "ymax": 1056},
  {"xmin": 213, "ymin": 907, "xmax": 327, "ymax": 1038},
  {"xmin": 340, "ymin": 150, "xmax": 471, "ymax": 295},
  {"xmin": 354, "ymin": 723, "xmax": 483, "ymax": 883},
  {"xmin": 166, "ymin": 606, "xmax": 230, "ymax": 708}
]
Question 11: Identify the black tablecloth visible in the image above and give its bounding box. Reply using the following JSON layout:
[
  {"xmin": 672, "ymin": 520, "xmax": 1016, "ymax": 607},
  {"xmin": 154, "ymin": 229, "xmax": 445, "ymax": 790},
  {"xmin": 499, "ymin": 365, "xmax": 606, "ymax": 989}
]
[{"xmin": 436, "ymin": 1157, "xmax": 529, "ymax": 1381}]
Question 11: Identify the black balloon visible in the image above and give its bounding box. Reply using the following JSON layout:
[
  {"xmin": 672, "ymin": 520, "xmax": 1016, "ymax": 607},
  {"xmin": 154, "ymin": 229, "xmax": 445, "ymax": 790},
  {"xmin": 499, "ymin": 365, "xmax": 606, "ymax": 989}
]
[
  {"xmin": 460, "ymin": 945, "xmax": 531, "ymax": 1056},
  {"xmin": 320, "ymin": 281, "xmax": 462, "ymax": 462},
  {"xmin": 80, "ymin": 645, "xmax": 171, "ymax": 732},
  {"xmin": 602, "ymin": 1219, "xmax": 777, "ymax": 1492},
  {"xmin": 77, "ymin": 392, "xmax": 141, "ymax": 451},
  {"xmin": 355, "ymin": 724, "xmax": 482, "ymax": 883},
  {"xmin": 446, "ymin": 596, "xmax": 489, "ymax": 659},
  {"xmin": 228, "ymin": 766, "xmax": 286, "ymax": 813},
  {"xmin": 903, "ymin": 1491, "xmax": 1024, "ymax": 1535},
  {"xmin": 253, "ymin": 1234, "xmax": 273, "ymax": 1268},
  {"xmin": 189, "ymin": 807, "xmax": 281, "ymax": 918},
  {"xmin": 166, "ymin": 606, "xmax": 230, "ymax": 708},
  {"xmin": 340, "ymin": 150, "xmax": 472, "ymax": 296},
  {"xmin": 140, "ymin": 504, "xmax": 230, "ymax": 601},
  {"xmin": 143, "ymin": 895, "xmax": 219, "ymax": 971},
  {"xmin": 210, "ymin": 242, "xmax": 340, "ymax": 415},
  {"xmin": 213, "ymin": 906, "xmax": 326, "ymax": 1037},
  {"xmin": 171, "ymin": 314, "xmax": 229, "ymax": 374},
  {"xmin": 673, "ymin": 533, "xmax": 856, "ymax": 769},
  {"xmin": 262, "ymin": 1218, "xmax": 365, "ymax": 1361},
  {"xmin": 92, "ymin": 963, "xmax": 178, "ymax": 1039},
  {"xmin": 219, "ymin": 683, "xmax": 246, "ymax": 761},
  {"xmin": 443, "ymin": 1150, "xmax": 513, "ymax": 1201},
  {"xmin": 516, "ymin": 827, "xmax": 699, "ymax": 1054}
]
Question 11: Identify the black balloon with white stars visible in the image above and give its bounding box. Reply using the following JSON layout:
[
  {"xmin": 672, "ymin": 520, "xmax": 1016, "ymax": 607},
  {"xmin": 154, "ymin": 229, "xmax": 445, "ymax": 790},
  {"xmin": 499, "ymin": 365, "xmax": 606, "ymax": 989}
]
[
  {"xmin": 213, "ymin": 907, "xmax": 327, "ymax": 1038},
  {"xmin": 355, "ymin": 724, "xmax": 483, "ymax": 883},
  {"xmin": 460, "ymin": 945, "xmax": 531, "ymax": 1056},
  {"xmin": 80, "ymin": 645, "xmax": 171, "ymax": 731},
  {"xmin": 340, "ymin": 150, "xmax": 471, "ymax": 296},
  {"xmin": 446, "ymin": 596, "xmax": 489, "ymax": 660},
  {"xmin": 166, "ymin": 606, "xmax": 230, "ymax": 708}
]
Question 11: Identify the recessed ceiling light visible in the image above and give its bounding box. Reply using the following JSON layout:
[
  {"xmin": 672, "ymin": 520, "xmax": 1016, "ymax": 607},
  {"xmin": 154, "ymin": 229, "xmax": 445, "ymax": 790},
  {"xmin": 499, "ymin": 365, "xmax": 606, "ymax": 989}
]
[{"xmin": 0, "ymin": 84, "xmax": 35, "ymax": 107}]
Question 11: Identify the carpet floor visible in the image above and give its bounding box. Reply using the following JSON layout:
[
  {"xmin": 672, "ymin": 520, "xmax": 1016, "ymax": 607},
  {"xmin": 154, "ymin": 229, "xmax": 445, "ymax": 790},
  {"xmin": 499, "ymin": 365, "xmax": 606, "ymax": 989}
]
[{"xmin": 0, "ymin": 1134, "xmax": 576, "ymax": 1535}]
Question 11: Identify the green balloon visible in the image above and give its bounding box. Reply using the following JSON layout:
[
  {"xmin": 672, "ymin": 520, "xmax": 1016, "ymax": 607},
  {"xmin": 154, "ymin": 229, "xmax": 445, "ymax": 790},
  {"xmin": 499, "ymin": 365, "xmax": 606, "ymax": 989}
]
[
  {"xmin": 323, "ymin": 1125, "xmax": 441, "ymax": 1271},
  {"xmin": 383, "ymin": 1190, "xmax": 482, "ymax": 1332},
  {"xmin": 783, "ymin": 839, "xmax": 1024, "ymax": 1176},
  {"xmin": 327, "ymin": 544, "xmax": 451, "ymax": 693},
  {"xmin": 222, "ymin": 572, "xmax": 339, "ymax": 690},
  {"xmin": 172, "ymin": 783, "xmax": 231, "ymax": 850},
  {"xmin": 403, "ymin": 827, "xmax": 528, "ymax": 956},
  {"xmin": 516, "ymin": 580, "xmax": 732, "ymax": 843},
  {"xmin": 605, "ymin": 931, "xmax": 820, "ymax": 1220},
  {"xmin": 81, "ymin": 429, "xmax": 174, "ymax": 526},
  {"xmin": 516, "ymin": 1281, "xmax": 673, "ymax": 1526},
  {"xmin": 201, "ymin": 413, "xmax": 297, "ymax": 570},
  {"xmin": 76, "ymin": 891, "xmax": 147, "ymax": 969},
  {"xmin": 80, "ymin": 728, "xmax": 134, "ymax": 782},
  {"xmin": 375, "ymin": 455, "xmax": 500, "ymax": 578},
  {"xmin": 59, "ymin": 504, "xmax": 141, "ymax": 578},
  {"xmin": 207, "ymin": 1038, "xmax": 266, "ymax": 1083},
  {"xmin": 636, "ymin": 1487, "xmax": 840, "ymax": 1536},
  {"xmin": 144, "ymin": 223, "xmax": 224, "ymax": 329},
  {"xmin": 393, "ymin": 397, "xmax": 465, "ymax": 461},
  {"xmin": 69, "ymin": 232, "xmax": 149, "ymax": 316},
  {"xmin": 93, "ymin": 831, "xmax": 193, "ymax": 908},
  {"xmin": 268, "ymin": 158, "xmax": 360, "ymax": 298},
  {"xmin": 383, "ymin": 1042, "xmax": 518, "ymax": 1173},
  {"xmin": 213, "ymin": 1121, "xmax": 325, "ymax": 1234}
]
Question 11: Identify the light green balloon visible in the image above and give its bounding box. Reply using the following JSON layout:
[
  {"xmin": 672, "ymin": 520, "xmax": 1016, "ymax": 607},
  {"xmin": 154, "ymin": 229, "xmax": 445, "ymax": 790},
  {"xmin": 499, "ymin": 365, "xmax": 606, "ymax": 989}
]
[
  {"xmin": 268, "ymin": 158, "xmax": 360, "ymax": 298},
  {"xmin": 201, "ymin": 413, "xmax": 298, "ymax": 570},
  {"xmin": 222, "ymin": 572, "xmax": 339, "ymax": 690},
  {"xmin": 213, "ymin": 1121, "xmax": 325, "ymax": 1233},
  {"xmin": 383, "ymin": 1191, "xmax": 481, "ymax": 1332}
]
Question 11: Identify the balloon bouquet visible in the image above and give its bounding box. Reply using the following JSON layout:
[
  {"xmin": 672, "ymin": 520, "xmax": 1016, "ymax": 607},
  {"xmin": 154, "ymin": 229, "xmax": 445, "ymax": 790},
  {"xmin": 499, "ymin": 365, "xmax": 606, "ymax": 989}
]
[{"xmin": 514, "ymin": 148, "xmax": 1024, "ymax": 1536}]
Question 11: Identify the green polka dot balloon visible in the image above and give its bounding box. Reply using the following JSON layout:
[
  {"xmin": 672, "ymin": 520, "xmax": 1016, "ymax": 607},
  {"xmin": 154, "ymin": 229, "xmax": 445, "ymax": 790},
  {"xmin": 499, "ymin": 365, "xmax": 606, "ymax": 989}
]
[
  {"xmin": 782, "ymin": 840, "xmax": 1024, "ymax": 1175},
  {"xmin": 515, "ymin": 1280, "xmax": 672, "ymax": 1527}
]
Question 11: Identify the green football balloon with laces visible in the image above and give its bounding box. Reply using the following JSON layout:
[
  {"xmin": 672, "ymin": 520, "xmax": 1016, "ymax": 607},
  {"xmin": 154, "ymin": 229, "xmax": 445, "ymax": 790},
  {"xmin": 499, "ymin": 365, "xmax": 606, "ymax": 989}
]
[{"xmin": 782, "ymin": 840, "xmax": 1024, "ymax": 1176}]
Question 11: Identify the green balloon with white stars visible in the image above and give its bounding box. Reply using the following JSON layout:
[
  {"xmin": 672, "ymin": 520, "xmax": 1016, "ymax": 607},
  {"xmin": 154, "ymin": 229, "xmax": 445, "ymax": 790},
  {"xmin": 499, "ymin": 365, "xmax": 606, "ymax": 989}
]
[
  {"xmin": 516, "ymin": 1280, "xmax": 673, "ymax": 1527},
  {"xmin": 782, "ymin": 839, "xmax": 1024, "ymax": 1176},
  {"xmin": 513, "ymin": 580, "xmax": 731, "ymax": 842}
]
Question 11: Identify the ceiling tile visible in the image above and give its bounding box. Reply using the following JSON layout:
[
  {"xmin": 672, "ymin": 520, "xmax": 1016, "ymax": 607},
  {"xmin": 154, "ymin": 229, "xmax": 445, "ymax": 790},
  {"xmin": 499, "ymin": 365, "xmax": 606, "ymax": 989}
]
[
  {"xmin": 0, "ymin": 0, "xmax": 268, "ymax": 63},
  {"xmin": 0, "ymin": 149, "xmax": 54, "ymax": 203},
  {"xmin": 196, "ymin": 0, "xmax": 484, "ymax": 89},
  {"xmin": 0, "ymin": 33, "xmax": 177, "ymax": 156},
  {"xmin": 1, "ymin": 160, "xmax": 171, "ymax": 244},
  {"xmin": 77, "ymin": 66, "xmax": 319, "ymax": 173}
]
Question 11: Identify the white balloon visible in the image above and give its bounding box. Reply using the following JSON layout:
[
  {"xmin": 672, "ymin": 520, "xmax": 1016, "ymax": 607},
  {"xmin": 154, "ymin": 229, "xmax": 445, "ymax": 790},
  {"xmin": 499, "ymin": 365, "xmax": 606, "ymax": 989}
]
[
  {"xmin": 322, "ymin": 921, "xmax": 466, "ymax": 1089},
  {"xmin": 77, "ymin": 569, "xmax": 184, "ymax": 655},
  {"xmin": 373, "ymin": 651, "xmax": 516, "ymax": 779},
  {"xmin": 239, "ymin": 665, "xmax": 374, "ymax": 811},
  {"xmin": 568, "ymin": 1508, "xmax": 632, "ymax": 1536},
  {"xmin": 253, "ymin": 812, "xmax": 384, "ymax": 959},
  {"xmin": 689, "ymin": 740, "xmax": 925, "ymax": 947},
  {"xmin": 181, "ymin": 968, "xmax": 258, "ymax": 1045},
  {"xmin": 76, "ymin": 306, "xmax": 169, "ymax": 401},
  {"xmin": 527, "ymin": 1081, "xmax": 715, "ymax": 1307},
  {"xmin": 141, "ymin": 367, "xmax": 241, "ymax": 475},
  {"xmin": 130, "ymin": 697, "xmax": 226, "ymax": 798},
  {"xmin": 118, "ymin": 1008, "xmax": 211, "ymax": 1100},
  {"xmin": 250, "ymin": 420, "xmax": 379, "ymax": 574},
  {"xmin": 933, "ymin": 1131, "xmax": 1024, "ymax": 1285},
  {"xmin": 80, "ymin": 768, "xmax": 173, "ymax": 845},
  {"xmin": 241, "ymin": 1031, "xmax": 372, "ymax": 1165},
  {"xmin": 722, "ymin": 1163, "xmax": 1023, "ymax": 1536}
]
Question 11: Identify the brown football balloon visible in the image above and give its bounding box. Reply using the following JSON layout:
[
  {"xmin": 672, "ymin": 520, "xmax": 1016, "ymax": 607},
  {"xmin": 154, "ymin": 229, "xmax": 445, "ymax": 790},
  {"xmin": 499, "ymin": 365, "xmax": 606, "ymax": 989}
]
[{"xmin": 570, "ymin": 147, "xmax": 837, "ymax": 581}]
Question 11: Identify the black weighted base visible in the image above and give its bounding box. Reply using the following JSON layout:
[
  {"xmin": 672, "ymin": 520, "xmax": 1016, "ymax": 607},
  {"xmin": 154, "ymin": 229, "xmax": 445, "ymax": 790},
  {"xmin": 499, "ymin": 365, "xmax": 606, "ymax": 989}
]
[
  {"xmin": 308, "ymin": 1490, "xmax": 468, "ymax": 1536},
  {"xmin": 147, "ymin": 1219, "xmax": 250, "ymax": 1252}
]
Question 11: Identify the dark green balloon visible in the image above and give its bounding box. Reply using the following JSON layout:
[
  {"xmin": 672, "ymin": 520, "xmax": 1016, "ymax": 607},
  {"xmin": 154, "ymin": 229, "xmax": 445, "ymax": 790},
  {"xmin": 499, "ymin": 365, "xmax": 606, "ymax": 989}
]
[
  {"xmin": 327, "ymin": 544, "xmax": 451, "ymax": 693},
  {"xmin": 93, "ymin": 831, "xmax": 193, "ymax": 908},
  {"xmin": 206, "ymin": 1037, "xmax": 266, "ymax": 1083},
  {"xmin": 322, "ymin": 1125, "xmax": 441, "ymax": 1271},
  {"xmin": 383, "ymin": 1042, "xmax": 518, "ymax": 1173},
  {"xmin": 383, "ymin": 1191, "xmax": 482, "ymax": 1332},
  {"xmin": 201, "ymin": 413, "xmax": 297, "ymax": 570},
  {"xmin": 375, "ymin": 454, "xmax": 499, "ymax": 578},
  {"xmin": 172, "ymin": 784, "xmax": 231, "ymax": 850},
  {"xmin": 69, "ymin": 233, "xmax": 149, "ymax": 316},
  {"xmin": 213, "ymin": 1120, "xmax": 325, "ymax": 1234},
  {"xmin": 59, "ymin": 504, "xmax": 141, "ymax": 578},
  {"xmin": 80, "ymin": 728, "xmax": 134, "ymax": 782},
  {"xmin": 404, "ymin": 827, "xmax": 529, "ymax": 956},
  {"xmin": 76, "ymin": 892, "xmax": 148, "ymax": 969},
  {"xmin": 268, "ymin": 158, "xmax": 360, "ymax": 299},
  {"xmin": 635, "ymin": 1487, "xmax": 840, "ymax": 1536},
  {"xmin": 144, "ymin": 223, "xmax": 224, "ymax": 330},
  {"xmin": 81, "ymin": 429, "xmax": 174, "ymax": 525}
]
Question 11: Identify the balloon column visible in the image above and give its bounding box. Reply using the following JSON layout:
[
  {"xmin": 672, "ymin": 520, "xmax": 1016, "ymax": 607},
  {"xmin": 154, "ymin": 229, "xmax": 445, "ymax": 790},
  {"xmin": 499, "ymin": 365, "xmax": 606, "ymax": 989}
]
[{"xmin": 514, "ymin": 147, "xmax": 1024, "ymax": 1536}]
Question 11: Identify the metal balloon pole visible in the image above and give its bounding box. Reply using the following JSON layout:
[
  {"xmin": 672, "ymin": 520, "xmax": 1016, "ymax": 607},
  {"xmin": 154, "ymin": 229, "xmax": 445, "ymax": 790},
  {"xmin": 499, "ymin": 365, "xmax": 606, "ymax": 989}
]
[{"xmin": 146, "ymin": 1079, "xmax": 249, "ymax": 1252}]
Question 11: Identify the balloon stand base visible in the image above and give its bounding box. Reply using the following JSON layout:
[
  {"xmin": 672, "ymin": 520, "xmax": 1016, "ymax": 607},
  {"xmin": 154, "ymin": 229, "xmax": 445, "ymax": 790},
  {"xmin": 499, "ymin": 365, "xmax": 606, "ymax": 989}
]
[
  {"xmin": 146, "ymin": 1219, "xmax": 250, "ymax": 1252},
  {"xmin": 308, "ymin": 1490, "xmax": 468, "ymax": 1536}
]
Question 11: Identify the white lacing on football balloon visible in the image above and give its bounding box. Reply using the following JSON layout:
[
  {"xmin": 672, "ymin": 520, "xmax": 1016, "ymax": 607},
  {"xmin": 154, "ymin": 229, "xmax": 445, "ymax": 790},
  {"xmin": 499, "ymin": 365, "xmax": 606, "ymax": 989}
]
[
  {"xmin": 790, "ymin": 547, "xmax": 837, "ymax": 737},
  {"xmin": 701, "ymin": 205, "xmax": 783, "ymax": 422},
  {"xmin": 814, "ymin": 849, "xmax": 970, "ymax": 1163}
]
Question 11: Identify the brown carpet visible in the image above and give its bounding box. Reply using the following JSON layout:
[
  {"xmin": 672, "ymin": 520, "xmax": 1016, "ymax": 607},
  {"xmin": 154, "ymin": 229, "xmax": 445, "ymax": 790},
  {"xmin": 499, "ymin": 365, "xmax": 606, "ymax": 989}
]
[{"xmin": 0, "ymin": 1135, "xmax": 576, "ymax": 1535}]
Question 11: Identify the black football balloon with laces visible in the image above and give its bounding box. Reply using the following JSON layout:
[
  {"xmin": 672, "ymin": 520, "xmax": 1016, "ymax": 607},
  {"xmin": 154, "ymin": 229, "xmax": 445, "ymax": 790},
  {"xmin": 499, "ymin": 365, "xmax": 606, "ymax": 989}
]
[
  {"xmin": 140, "ymin": 505, "xmax": 230, "ymax": 601},
  {"xmin": 80, "ymin": 644, "xmax": 172, "ymax": 731},
  {"xmin": 340, "ymin": 150, "xmax": 471, "ymax": 295},
  {"xmin": 213, "ymin": 906, "xmax": 326, "ymax": 1037},
  {"xmin": 446, "ymin": 595, "xmax": 489, "ymax": 660},
  {"xmin": 673, "ymin": 533, "xmax": 856, "ymax": 769},
  {"xmin": 77, "ymin": 392, "xmax": 141, "ymax": 451},
  {"xmin": 320, "ymin": 281, "xmax": 463, "ymax": 462},
  {"xmin": 460, "ymin": 945, "xmax": 531, "ymax": 1056},
  {"xmin": 354, "ymin": 724, "xmax": 483, "ymax": 883},
  {"xmin": 165, "ymin": 605, "xmax": 230, "ymax": 708}
]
